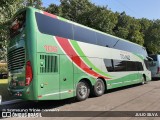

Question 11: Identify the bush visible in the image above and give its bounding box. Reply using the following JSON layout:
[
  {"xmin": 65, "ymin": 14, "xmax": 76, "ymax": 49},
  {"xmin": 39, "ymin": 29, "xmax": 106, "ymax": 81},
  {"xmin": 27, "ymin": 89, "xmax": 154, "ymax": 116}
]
[
  {"xmin": 0, "ymin": 67, "xmax": 7, "ymax": 73},
  {"xmin": 0, "ymin": 63, "xmax": 8, "ymax": 78}
]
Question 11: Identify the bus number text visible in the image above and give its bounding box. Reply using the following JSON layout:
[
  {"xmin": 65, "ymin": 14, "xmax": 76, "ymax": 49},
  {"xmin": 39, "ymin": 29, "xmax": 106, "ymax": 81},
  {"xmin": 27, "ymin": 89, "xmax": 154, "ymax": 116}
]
[{"xmin": 44, "ymin": 45, "xmax": 58, "ymax": 53}]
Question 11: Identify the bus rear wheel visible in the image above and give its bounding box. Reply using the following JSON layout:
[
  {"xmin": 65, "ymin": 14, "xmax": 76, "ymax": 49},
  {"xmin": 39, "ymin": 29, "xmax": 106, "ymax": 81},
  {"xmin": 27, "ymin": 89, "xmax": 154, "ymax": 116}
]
[
  {"xmin": 93, "ymin": 79, "xmax": 105, "ymax": 97},
  {"xmin": 76, "ymin": 81, "xmax": 90, "ymax": 101}
]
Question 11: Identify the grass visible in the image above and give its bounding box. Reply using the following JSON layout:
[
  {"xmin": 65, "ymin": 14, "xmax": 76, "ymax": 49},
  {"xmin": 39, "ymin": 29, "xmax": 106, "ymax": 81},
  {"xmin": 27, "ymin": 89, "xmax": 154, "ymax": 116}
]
[{"xmin": 0, "ymin": 79, "xmax": 14, "ymax": 101}]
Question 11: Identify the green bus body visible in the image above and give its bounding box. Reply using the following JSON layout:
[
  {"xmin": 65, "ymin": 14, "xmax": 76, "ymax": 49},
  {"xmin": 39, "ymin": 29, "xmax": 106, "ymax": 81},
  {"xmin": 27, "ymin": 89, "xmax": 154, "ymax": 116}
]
[{"xmin": 8, "ymin": 7, "xmax": 151, "ymax": 100}]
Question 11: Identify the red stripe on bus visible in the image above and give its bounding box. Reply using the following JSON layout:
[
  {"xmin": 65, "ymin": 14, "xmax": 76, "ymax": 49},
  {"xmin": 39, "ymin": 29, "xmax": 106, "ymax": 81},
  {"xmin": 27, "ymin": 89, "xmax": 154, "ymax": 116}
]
[
  {"xmin": 56, "ymin": 36, "xmax": 110, "ymax": 79},
  {"xmin": 43, "ymin": 11, "xmax": 57, "ymax": 18}
]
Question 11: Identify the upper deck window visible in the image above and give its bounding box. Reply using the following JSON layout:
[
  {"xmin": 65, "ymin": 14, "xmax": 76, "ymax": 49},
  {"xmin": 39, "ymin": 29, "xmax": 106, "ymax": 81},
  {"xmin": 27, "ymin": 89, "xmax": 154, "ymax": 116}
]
[
  {"xmin": 35, "ymin": 12, "xmax": 73, "ymax": 39},
  {"xmin": 35, "ymin": 12, "xmax": 97, "ymax": 44}
]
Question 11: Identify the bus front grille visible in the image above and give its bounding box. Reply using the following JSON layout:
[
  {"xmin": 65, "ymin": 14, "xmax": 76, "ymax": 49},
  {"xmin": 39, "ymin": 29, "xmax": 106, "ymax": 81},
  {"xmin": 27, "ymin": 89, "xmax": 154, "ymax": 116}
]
[{"xmin": 8, "ymin": 47, "xmax": 25, "ymax": 71}]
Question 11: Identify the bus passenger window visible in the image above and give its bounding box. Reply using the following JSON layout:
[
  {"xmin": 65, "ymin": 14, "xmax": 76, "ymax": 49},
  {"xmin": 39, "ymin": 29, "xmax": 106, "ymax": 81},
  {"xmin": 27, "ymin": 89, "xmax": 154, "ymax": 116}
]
[
  {"xmin": 113, "ymin": 60, "xmax": 127, "ymax": 72},
  {"xmin": 104, "ymin": 59, "xmax": 114, "ymax": 72}
]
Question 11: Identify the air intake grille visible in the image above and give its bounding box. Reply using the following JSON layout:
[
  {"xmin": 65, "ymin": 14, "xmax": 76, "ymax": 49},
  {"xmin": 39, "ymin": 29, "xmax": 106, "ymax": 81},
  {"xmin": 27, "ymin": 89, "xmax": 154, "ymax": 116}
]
[
  {"xmin": 8, "ymin": 47, "xmax": 25, "ymax": 71},
  {"xmin": 40, "ymin": 55, "xmax": 58, "ymax": 73}
]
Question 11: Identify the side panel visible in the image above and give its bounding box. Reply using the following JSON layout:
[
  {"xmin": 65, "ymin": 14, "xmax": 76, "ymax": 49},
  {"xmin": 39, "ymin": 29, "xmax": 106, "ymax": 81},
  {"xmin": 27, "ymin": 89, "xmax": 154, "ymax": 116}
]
[
  {"xmin": 76, "ymin": 41, "xmax": 147, "ymax": 88},
  {"xmin": 59, "ymin": 55, "xmax": 74, "ymax": 99},
  {"xmin": 107, "ymin": 72, "xmax": 139, "ymax": 89},
  {"xmin": 37, "ymin": 53, "xmax": 60, "ymax": 100}
]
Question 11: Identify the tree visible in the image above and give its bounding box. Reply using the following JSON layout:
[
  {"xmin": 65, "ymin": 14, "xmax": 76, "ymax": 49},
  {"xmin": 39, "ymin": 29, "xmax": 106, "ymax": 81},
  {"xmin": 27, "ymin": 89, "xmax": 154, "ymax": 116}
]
[
  {"xmin": 58, "ymin": 0, "xmax": 93, "ymax": 22},
  {"xmin": 81, "ymin": 6, "xmax": 118, "ymax": 35},
  {"xmin": 127, "ymin": 18, "xmax": 144, "ymax": 45},
  {"xmin": 114, "ymin": 12, "xmax": 144, "ymax": 45},
  {"xmin": 23, "ymin": 0, "xmax": 43, "ymax": 9},
  {"xmin": 0, "ymin": 63, "xmax": 7, "ymax": 74},
  {"xmin": 114, "ymin": 12, "xmax": 131, "ymax": 39},
  {"xmin": 45, "ymin": 0, "xmax": 118, "ymax": 35},
  {"xmin": 0, "ymin": 0, "xmax": 43, "ymax": 61},
  {"xmin": 45, "ymin": 4, "xmax": 60, "ymax": 15},
  {"xmin": 144, "ymin": 20, "xmax": 160, "ymax": 54},
  {"xmin": 139, "ymin": 18, "xmax": 153, "ymax": 34},
  {"xmin": 0, "ymin": 0, "xmax": 23, "ymax": 61},
  {"xmin": 128, "ymin": 30, "xmax": 144, "ymax": 45}
]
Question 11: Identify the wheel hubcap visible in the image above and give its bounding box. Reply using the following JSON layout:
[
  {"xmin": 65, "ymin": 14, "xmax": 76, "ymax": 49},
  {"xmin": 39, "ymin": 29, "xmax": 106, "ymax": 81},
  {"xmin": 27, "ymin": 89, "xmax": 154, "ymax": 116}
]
[
  {"xmin": 142, "ymin": 78, "xmax": 145, "ymax": 84},
  {"xmin": 96, "ymin": 82, "xmax": 103, "ymax": 93},
  {"xmin": 79, "ymin": 85, "xmax": 87, "ymax": 98}
]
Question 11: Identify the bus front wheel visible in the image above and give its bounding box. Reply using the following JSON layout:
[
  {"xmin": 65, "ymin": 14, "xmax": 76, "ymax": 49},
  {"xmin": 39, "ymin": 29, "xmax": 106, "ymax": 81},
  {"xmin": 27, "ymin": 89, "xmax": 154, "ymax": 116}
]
[
  {"xmin": 76, "ymin": 81, "xmax": 90, "ymax": 101},
  {"xmin": 93, "ymin": 79, "xmax": 105, "ymax": 97},
  {"xmin": 141, "ymin": 76, "xmax": 146, "ymax": 85}
]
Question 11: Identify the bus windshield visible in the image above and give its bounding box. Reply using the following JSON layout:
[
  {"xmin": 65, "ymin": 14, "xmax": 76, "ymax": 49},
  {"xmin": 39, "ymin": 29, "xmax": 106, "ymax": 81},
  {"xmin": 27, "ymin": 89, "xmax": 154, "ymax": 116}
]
[{"xmin": 10, "ymin": 11, "xmax": 26, "ymax": 38}]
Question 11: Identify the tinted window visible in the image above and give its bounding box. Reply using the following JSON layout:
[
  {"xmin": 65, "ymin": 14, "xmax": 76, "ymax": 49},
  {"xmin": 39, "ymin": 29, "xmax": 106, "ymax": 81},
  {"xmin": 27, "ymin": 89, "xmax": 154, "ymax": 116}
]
[
  {"xmin": 10, "ymin": 11, "xmax": 26, "ymax": 38},
  {"xmin": 114, "ymin": 40, "xmax": 148, "ymax": 58},
  {"xmin": 104, "ymin": 59, "xmax": 143, "ymax": 72},
  {"xmin": 126, "ymin": 61, "xmax": 137, "ymax": 71},
  {"xmin": 36, "ymin": 12, "xmax": 73, "ymax": 39},
  {"xmin": 113, "ymin": 60, "xmax": 127, "ymax": 72},
  {"xmin": 73, "ymin": 25, "xmax": 97, "ymax": 44},
  {"xmin": 114, "ymin": 40, "xmax": 132, "ymax": 52},
  {"xmin": 136, "ymin": 62, "xmax": 144, "ymax": 71},
  {"xmin": 104, "ymin": 59, "xmax": 114, "ymax": 72},
  {"xmin": 97, "ymin": 33, "xmax": 118, "ymax": 47},
  {"xmin": 149, "ymin": 55, "xmax": 157, "ymax": 61}
]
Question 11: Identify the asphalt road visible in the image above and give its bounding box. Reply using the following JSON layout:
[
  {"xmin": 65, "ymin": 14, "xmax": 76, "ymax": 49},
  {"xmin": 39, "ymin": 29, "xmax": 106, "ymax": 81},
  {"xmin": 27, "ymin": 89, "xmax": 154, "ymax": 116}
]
[{"xmin": 1, "ymin": 80, "xmax": 160, "ymax": 120}]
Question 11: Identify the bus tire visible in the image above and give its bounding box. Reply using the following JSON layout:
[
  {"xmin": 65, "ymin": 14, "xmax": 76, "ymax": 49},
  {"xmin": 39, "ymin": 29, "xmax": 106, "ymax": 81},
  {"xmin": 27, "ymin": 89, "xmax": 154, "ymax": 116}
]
[
  {"xmin": 93, "ymin": 79, "xmax": 105, "ymax": 97},
  {"xmin": 76, "ymin": 81, "xmax": 90, "ymax": 101},
  {"xmin": 141, "ymin": 76, "xmax": 145, "ymax": 85}
]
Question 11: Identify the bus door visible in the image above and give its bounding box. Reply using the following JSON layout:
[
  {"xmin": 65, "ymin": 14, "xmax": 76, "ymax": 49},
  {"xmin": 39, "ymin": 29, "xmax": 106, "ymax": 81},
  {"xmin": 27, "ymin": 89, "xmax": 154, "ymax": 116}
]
[
  {"xmin": 37, "ymin": 53, "xmax": 60, "ymax": 100},
  {"xmin": 59, "ymin": 55, "xmax": 74, "ymax": 99}
]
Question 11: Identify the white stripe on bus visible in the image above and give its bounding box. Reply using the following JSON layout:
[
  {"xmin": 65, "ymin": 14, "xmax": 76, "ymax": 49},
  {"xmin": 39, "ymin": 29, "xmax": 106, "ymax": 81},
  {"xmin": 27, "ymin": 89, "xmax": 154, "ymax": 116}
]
[{"xmin": 42, "ymin": 90, "xmax": 73, "ymax": 97}]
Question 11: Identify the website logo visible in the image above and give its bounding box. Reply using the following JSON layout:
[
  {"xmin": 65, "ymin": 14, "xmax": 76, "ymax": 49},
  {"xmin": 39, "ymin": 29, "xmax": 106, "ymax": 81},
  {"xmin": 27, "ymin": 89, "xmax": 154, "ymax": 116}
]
[{"xmin": 2, "ymin": 112, "xmax": 11, "ymax": 118}]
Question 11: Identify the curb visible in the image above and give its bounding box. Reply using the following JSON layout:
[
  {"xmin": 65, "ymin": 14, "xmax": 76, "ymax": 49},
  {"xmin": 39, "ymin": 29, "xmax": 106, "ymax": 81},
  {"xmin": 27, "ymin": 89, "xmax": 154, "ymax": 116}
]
[{"xmin": 1, "ymin": 99, "xmax": 23, "ymax": 106}]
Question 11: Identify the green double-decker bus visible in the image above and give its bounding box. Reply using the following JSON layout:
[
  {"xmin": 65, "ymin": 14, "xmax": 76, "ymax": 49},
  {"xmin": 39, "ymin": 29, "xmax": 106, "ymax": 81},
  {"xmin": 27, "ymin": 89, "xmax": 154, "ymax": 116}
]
[{"xmin": 8, "ymin": 7, "xmax": 151, "ymax": 101}]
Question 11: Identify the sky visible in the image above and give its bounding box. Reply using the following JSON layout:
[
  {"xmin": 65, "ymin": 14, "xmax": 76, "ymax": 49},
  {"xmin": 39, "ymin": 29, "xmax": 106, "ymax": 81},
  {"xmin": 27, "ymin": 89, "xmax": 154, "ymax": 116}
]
[{"xmin": 42, "ymin": 0, "xmax": 160, "ymax": 20}]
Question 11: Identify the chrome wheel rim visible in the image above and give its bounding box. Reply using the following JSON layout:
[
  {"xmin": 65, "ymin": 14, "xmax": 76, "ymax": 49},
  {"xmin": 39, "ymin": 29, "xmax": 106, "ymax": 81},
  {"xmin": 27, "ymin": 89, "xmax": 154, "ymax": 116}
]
[
  {"xmin": 78, "ymin": 84, "xmax": 87, "ymax": 98},
  {"xmin": 96, "ymin": 82, "xmax": 103, "ymax": 94}
]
